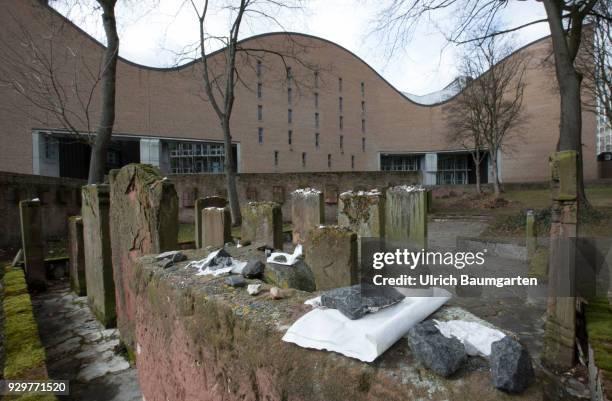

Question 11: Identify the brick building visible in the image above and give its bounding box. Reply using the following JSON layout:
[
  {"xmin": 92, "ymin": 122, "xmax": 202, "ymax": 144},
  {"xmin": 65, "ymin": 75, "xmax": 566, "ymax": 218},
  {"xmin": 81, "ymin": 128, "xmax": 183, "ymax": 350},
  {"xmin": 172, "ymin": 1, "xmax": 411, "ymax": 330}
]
[{"xmin": 0, "ymin": 0, "xmax": 600, "ymax": 184}]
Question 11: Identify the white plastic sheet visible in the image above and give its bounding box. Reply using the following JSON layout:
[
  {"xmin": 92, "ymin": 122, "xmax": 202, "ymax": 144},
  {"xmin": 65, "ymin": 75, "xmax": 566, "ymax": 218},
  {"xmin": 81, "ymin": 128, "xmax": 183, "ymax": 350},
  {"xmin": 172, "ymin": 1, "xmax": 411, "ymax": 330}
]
[
  {"xmin": 186, "ymin": 250, "xmax": 246, "ymax": 276},
  {"xmin": 267, "ymin": 244, "xmax": 302, "ymax": 266},
  {"xmin": 283, "ymin": 288, "xmax": 451, "ymax": 362},
  {"xmin": 434, "ymin": 320, "xmax": 506, "ymax": 357}
]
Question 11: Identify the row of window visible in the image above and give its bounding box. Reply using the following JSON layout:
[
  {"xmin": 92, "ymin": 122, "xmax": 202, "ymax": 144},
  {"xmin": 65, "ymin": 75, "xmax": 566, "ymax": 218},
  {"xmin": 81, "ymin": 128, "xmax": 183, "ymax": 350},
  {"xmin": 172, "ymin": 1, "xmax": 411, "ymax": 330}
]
[
  {"xmin": 256, "ymin": 104, "xmax": 366, "ymax": 132},
  {"xmin": 256, "ymin": 127, "xmax": 366, "ymax": 150},
  {"xmin": 272, "ymin": 151, "xmax": 357, "ymax": 169}
]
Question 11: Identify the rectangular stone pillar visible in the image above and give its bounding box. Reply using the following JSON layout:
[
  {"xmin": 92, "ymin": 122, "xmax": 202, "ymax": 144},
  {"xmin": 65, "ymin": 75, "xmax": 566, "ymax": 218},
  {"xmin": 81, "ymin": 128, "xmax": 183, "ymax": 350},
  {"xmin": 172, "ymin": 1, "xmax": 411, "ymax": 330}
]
[
  {"xmin": 338, "ymin": 190, "xmax": 385, "ymax": 263},
  {"xmin": 202, "ymin": 207, "xmax": 231, "ymax": 248},
  {"xmin": 526, "ymin": 209, "xmax": 536, "ymax": 259},
  {"xmin": 291, "ymin": 188, "xmax": 324, "ymax": 244},
  {"xmin": 385, "ymin": 186, "xmax": 427, "ymax": 249},
  {"xmin": 543, "ymin": 151, "xmax": 578, "ymax": 371},
  {"xmin": 110, "ymin": 164, "xmax": 178, "ymax": 352},
  {"xmin": 82, "ymin": 184, "xmax": 115, "ymax": 327},
  {"xmin": 195, "ymin": 196, "xmax": 228, "ymax": 248},
  {"xmin": 304, "ymin": 226, "xmax": 358, "ymax": 290},
  {"xmin": 241, "ymin": 202, "xmax": 283, "ymax": 249},
  {"xmin": 68, "ymin": 215, "xmax": 86, "ymax": 296},
  {"xmin": 19, "ymin": 199, "xmax": 46, "ymax": 290}
]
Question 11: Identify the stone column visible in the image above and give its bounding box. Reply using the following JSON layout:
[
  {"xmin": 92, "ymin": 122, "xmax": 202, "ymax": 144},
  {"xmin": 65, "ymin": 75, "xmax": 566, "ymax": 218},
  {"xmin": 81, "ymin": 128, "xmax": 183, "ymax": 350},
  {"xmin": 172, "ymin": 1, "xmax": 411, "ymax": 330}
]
[
  {"xmin": 526, "ymin": 209, "xmax": 536, "ymax": 259},
  {"xmin": 291, "ymin": 188, "xmax": 324, "ymax": 244},
  {"xmin": 195, "ymin": 196, "xmax": 228, "ymax": 248},
  {"xmin": 110, "ymin": 164, "xmax": 178, "ymax": 352},
  {"xmin": 385, "ymin": 186, "xmax": 428, "ymax": 249},
  {"xmin": 304, "ymin": 226, "xmax": 358, "ymax": 290},
  {"xmin": 19, "ymin": 199, "xmax": 46, "ymax": 290},
  {"xmin": 202, "ymin": 207, "xmax": 231, "ymax": 248},
  {"xmin": 82, "ymin": 184, "xmax": 115, "ymax": 327},
  {"xmin": 241, "ymin": 202, "xmax": 283, "ymax": 249},
  {"xmin": 542, "ymin": 151, "xmax": 578, "ymax": 371},
  {"xmin": 68, "ymin": 215, "xmax": 86, "ymax": 296}
]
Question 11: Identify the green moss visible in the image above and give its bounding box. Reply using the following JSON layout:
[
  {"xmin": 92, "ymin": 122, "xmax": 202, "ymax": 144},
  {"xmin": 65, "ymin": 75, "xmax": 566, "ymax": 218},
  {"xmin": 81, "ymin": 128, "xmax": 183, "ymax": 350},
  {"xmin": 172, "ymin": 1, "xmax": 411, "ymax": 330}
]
[
  {"xmin": 528, "ymin": 247, "xmax": 548, "ymax": 281},
  {"xmin": 585, "ymin": 298, "xmax": 612, "ymax": 381},
  {"xmin": 3, "ymin": 268, "xmax": 49, "ymax": 380}
]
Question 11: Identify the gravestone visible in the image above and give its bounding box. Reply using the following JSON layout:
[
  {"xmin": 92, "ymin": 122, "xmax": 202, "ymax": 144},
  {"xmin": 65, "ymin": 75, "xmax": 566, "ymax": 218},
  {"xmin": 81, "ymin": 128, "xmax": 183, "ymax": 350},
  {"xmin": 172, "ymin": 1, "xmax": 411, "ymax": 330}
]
[
  {"xmin": 338, "ymin": 190, "xmax": 385, "ymax": 261},
  {"xmin": 109, "ymin": 164, "xmax": 178, "ymax": 351},
  {"xmin": 291, "ymin": 188, "xmax": 324, "ymax": 244},
  {"xmin": 19, "ymin": 199, "xmax": 46, "ymax": 290},
  {"xmin": 526, "ymin": 209, "xmax": 536, "ymax": 259},
  {"xmin": 385, "ymin": 185, "xmax": 428, "ymax": 249},
  {"xmin": 195, "ymin": 196, "xmax": 228, "ymax": 248},
  {"xmin": 68, "ymin": 215, "xmax": 86, "ymax": 296},
  {"xmin": 82, "ymin": 184, "xmax": 115, "ymax": 327},
  {"xmin": 304, "ymin": 225, "xmax": 358, "ymax": 291},
  {"xmin": 241, "ymin": 202, "xmax": 283, "ymax": 249},
  {"xmin": 202, "ymin": 207, "xmax": 231, "ymax": 248}
]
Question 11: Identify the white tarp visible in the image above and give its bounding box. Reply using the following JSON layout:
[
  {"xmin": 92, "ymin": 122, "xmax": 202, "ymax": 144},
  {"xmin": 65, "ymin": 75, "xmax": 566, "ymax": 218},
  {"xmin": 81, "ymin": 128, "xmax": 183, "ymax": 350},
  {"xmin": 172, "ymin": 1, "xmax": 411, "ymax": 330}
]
[
  {"xmin": 282, "ymin": 288, "xmax": 451, "ymax": 362},
  {"xmin": 267, "ymin": 244, "xmax": 302, "ymax": 266},
  {"xmin": 434, "ymin": 320, "xmax": 506, "ymax": 357},
  {"xmin": 185, "ymin": 250, "xmax": 247, "ymax": 276}
]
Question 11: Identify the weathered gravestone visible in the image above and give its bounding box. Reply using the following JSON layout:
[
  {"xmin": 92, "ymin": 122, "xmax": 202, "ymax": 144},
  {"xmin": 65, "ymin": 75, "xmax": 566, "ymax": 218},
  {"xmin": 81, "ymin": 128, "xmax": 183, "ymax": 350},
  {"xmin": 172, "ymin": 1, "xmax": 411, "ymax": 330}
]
[
  {"xmin": 109, "ymin": 164, "xmax": 178, "ymax": 351},
  {"xmin": 291, "ymin": 188, "xmax": 324, "ymax": 245},
  {"xmin": 385, "ymin": 185, "xmax": 427, "ymax": 249},
  {"xmin": 304, "ymin": 225, "xmax": 358, "ymax": 291},
  {"xmin": 202, "ymin": 207, "xmax": 231, "ymax": 248},
  {"xmin": 241, "ymin": 201, "xmax": 283, "ymax": 249},
  {"xmin": 82, "ymin": 184, "xmax": 115, "ymax": 326},
  {"xmin": 525, "ymin": 210, "xmax": 536, "ymax": 259},
  {"xmin": 19, "ymin": 199, "xmax": 46, "ymax": 290},
  {"xmin": 195, "ymin": 196, "xmax": 227, "ymax": 248},
  {"xmin": 338, "ymin": 190, "xmax": 385, "ymax": 262},
  {"xmin": 68, "ymin": 215, "xmax": 86, "ymax": 296}
]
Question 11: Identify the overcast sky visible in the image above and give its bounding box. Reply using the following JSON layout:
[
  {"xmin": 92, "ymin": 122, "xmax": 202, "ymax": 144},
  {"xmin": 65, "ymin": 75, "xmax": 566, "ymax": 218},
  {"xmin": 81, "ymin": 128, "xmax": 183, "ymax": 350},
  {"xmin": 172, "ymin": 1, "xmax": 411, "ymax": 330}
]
[{"xmin": 52, "ymin": 0, "xmax": 550, "ymax": 95}]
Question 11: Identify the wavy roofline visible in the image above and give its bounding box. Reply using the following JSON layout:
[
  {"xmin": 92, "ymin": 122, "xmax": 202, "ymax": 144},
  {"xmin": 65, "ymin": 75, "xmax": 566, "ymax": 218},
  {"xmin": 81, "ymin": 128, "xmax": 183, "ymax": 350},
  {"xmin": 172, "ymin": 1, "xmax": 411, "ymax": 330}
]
[{"xmin": 43, "ymin": 2, "xmax": 551, "ymax": 108}]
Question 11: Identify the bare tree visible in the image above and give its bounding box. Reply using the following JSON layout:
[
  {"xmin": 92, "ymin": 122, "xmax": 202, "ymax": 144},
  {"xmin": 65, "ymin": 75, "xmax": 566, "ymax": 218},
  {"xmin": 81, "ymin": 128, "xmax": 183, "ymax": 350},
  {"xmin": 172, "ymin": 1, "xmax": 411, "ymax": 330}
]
[
  {"xmin": 371, "ymin": 0, "xmax": 612, "ymax": 205},
  {"xmin": 445, "ymin": 35, "xmax": 527, "ymax": 197},
  {"xmin": 185, "ymin": 0, "xmax": 316, "ymax": 225}
]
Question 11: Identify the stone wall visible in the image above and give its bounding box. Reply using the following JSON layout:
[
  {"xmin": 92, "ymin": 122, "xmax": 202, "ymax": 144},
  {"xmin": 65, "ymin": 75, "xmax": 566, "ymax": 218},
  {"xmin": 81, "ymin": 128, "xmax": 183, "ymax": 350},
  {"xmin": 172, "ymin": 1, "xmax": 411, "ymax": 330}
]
[
  {"xmin": 0, "ymin": 172, "xmax": 83, "ymax": 249},
  {"xmin": 171, "ymin": 171, "xmax": 421, "ymax": 224}
]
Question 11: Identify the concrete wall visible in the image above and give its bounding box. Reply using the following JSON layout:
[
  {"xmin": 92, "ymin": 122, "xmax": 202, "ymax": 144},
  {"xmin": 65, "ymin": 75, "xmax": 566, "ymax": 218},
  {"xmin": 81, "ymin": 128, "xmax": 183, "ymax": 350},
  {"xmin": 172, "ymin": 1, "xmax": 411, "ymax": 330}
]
[
  {"xmin": 171, "ymin": 171, "xmax": 421, "ymax": 224},
  {"xmin": 0, "ymin": 172, "xmax": 84, "ymax": 249}
]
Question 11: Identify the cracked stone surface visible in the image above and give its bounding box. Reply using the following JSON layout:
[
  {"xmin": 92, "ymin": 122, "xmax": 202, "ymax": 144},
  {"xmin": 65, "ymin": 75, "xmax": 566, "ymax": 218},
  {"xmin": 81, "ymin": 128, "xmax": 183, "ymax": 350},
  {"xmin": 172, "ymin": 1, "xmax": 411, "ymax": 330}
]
[{"xmin": 32, "ymin": 279, "xmax": 141, "ymax": 401}]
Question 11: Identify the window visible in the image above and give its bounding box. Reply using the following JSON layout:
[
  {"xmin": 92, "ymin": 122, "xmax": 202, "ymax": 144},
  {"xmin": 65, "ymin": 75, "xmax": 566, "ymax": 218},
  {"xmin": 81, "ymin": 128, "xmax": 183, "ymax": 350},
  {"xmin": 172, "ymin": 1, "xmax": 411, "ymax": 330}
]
[
  {"xmin": 338, "ymin": 77, "xmax": 342, "ymax": 92},
  {"xmin": 169, "ymin": 141, "xmax": 230, "ymax": 174},
  {"xmin": 361, "ymin": 101, "xmax": 365, "ymax": 113},
  {"xmin": 339, "ymin": 135, "xmax": 344, "ymax": 151},
  {"xmin": 258, "ymin": 127, "xmax": 263, "ymax": 144},
  {"xmin": 288, "ymin": 109, "xmax": 293, "ymax": 124},
  {"xmin": 339, "ymin": 96, "xmax": 343, "ymax": 112},
  {"xmin": 361, "ymin": 119, "xmax": 366, "ymax": 134},
  {"xmin": 436, "ymin": 154, "xmax": 469, "ymax": 184},
  {"xmin": 327, "ymin": 154, "xmax": 332, "ymax": 168},
  {"xmin": 315, "ymin": 133, "xmax": 320, "ymax": 149},
  {"xmin": 288, "ymin": 87, "xmax": 292, "ymax": 104},
  {"xmin": 339, "ymin": 115, "xmax": 343, "ymax": 130},
  {"xmin": 257, "ymin": 83, "xmax": 262, "ymax": 99},
  {"xmin": 314, "ymin": 71, "xmax": 319, "ymax": 88},
  {"xmin": 288, "ymin": 130, "xmax": 292, "ymax": 145},
  {"xmin": 286, "ymin": 66, "xmax": 292, "ymax": 82},
  {"xmin": 43, "ymin": 135, "xmax": 58, "ymax": 160},
  {"xmin": 274, "ymin": 151, "xmax": 279, "ymax": 166},
  {"xmin": 314, "ymin": 92, "xmax": 319, "ymax": 108},
  {"xmin": 256, "ymin": 60, "xmax": 262, "ymax": 77},
  {"xmin": 315, "ymin": 112, "xmax": 319, "ymax": 128},
  {"xmin": 380, "ymin": 154, "xmax": 420, "ymax": 171},
  {"xmin": 351, "ymin": 155, "xmax": 355, "ymax": 170},
  {"xmin": 258, "ymin": 105, "xmax": 263, "ymax": 121},
  {"xmin": 362, "ymin": 137, "xmax": 366, "ymax": 151},
  {"xmin": 361, "ymin": 82, "xmax": 365, "ymax": 97},
  {"xmin": 302, "ymin": 152, "xmax": 306, "ymax": 167}
]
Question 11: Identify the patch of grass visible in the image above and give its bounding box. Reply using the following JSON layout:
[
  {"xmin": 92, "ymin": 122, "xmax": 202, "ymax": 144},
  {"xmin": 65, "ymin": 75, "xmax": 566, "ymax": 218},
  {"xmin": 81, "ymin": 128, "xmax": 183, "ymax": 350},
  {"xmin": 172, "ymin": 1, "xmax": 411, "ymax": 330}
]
[{"xmin": 585, "ymin": 298, "xmax": 612, "ymax": 382}]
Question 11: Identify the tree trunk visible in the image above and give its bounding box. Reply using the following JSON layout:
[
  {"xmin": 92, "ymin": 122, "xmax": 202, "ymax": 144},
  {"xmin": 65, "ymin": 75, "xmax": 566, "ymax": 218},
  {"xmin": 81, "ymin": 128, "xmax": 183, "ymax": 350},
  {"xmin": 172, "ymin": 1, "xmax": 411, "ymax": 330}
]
[
  {"xmin": 490, "ymin": 150, "xmax": 501, "ymax": 198},
  {"xmin": 88, "ymin": 0, "xmax": 118, "ymax": 184},
  {"xmin": 222, "ymin": 119, "xmax": 242, "ymax": 226}
]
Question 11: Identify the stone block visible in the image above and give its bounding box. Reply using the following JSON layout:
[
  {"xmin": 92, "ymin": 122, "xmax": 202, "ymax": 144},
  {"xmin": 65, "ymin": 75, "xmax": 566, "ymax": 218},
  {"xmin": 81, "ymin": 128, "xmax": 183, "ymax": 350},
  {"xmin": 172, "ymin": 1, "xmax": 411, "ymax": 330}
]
[
  {"xmin": 324, "ymin": 184, "xmax": 338, "ymax": 204},
  {"xmin": 385, "ymin": 186, "xmax": 427, "ymax": 249},
  {"xmin": 241, "ymin": 201, "xmax": 282, "ymax": 249},
  {"xmin": 273, "ymin": 186, "xmax": 285, "ymax": 204},
  {"xmin": 109, "ymin": 164, "xmax": 178, "ymax": 351},
  {"xmin": 195, "ymin": 196, "xmax": 228, "ymax": 248},
  {"xmin": 525, "ymin": 210, "xmax": 536, "ymax": 259},
  {"xmin": 19, "ymin": 199, "xmax": 46, "ymax": 290},
  {"xmin": 82, "ymin": 184, "xmax": 115, "ymax": 327},
  {"xmin": 550, "ymin": 150, "xmax": 577, "ymax": 201},
  {"xmin": 337, "ymin": 190, "xmax": 385, "ymax": 238},
  {"xmin": 291, "ymin": 188, "xmax": 324, "ymax": 244},
  {"xmin": 202, "ymin": 207, "xmax": 231, "ymax": 248},
  {"xmin": 304, "ymin": 226, "xmax": 358, "ymax": 291},
  {"xmin": 264, "ymin": 260, "xmax": 315, "ymax": 291},
  {"xmin": 68, "ymin": 215, "xmax": 86, "ymax": 296}
]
